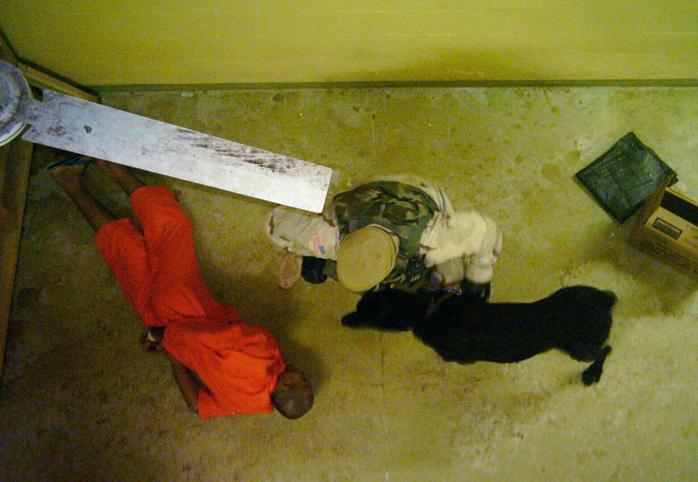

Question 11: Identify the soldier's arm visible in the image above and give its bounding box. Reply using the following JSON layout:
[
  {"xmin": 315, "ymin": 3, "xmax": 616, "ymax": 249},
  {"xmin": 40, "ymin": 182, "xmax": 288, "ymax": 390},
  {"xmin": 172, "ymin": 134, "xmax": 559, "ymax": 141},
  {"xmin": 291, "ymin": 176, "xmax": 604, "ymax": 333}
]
[
  {"xmin": 432, "ymin": 259, "xmax": 466, "ymax": 288},
  {"xmin": 465, "ymin": 214, "xmax": 503, "ymax": 284}
]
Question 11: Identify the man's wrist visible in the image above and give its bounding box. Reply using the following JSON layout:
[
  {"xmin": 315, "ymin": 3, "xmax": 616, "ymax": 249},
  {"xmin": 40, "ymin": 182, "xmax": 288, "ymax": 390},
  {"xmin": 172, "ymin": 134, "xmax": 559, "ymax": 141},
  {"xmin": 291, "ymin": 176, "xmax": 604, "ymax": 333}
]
[{"xmin": 147, "ymin": 326, "xmax": 165, "ymax": 342}]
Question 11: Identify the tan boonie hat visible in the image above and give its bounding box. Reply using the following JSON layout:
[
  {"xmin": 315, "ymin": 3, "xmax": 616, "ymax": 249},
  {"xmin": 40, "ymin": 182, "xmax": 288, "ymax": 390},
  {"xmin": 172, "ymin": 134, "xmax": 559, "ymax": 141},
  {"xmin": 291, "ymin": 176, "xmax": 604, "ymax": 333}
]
[{"xmin": 336, "ymin": 226, "xmax": 397, "ymax": 292}]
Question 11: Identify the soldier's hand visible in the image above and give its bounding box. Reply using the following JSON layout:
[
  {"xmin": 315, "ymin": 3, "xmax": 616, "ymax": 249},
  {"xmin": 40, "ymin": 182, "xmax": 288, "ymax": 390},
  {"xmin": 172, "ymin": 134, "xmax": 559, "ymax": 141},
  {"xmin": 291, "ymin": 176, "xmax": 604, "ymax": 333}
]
[
  {"xmin": 301, "ymin": 256, "xmax": 328, "ymax": 284},
  {"xmin": 460, "ymin": 279, "xmax": 491, "ymax": 300}
]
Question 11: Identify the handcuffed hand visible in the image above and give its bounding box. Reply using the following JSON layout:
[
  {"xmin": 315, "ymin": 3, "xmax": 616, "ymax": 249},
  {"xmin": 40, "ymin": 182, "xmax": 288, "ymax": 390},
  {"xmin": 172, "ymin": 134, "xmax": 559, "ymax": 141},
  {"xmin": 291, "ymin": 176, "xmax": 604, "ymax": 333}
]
[{"xmin": 141, "ymin": 327, "xmax": 165, "ymax": 354}]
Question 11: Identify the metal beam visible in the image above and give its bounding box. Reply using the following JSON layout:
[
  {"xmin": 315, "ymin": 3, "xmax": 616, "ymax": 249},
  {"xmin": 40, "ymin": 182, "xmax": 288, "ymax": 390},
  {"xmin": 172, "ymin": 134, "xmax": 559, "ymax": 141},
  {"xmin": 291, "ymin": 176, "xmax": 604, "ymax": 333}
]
[{"xmin": 19, "ymin": 90, "xmax": 332, "ymax": 212}]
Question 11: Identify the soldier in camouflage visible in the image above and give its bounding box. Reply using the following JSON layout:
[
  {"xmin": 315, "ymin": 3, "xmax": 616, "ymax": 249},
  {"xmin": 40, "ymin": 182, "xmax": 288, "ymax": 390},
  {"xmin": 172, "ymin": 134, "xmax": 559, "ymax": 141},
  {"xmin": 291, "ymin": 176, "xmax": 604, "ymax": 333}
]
[{"xmin": 266, "ymin": 177, "xmax": 502, "ymax": 297}]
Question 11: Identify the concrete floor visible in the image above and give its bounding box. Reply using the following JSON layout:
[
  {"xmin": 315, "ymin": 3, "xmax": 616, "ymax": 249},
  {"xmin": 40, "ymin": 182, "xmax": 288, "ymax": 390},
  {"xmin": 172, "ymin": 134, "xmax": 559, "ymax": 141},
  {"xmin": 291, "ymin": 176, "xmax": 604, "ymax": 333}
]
[{"xmin": 1, "ymin": 86, "xmax": 697, "ymax": 481}]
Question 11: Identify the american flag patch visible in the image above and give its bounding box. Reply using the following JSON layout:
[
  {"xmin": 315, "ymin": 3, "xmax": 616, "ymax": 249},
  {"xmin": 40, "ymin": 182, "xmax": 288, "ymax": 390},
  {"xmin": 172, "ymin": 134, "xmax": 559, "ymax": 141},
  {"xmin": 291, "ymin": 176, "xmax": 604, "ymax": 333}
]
[{"xmin": 311, "ymin": 235, "xmax": 326, "ymax": 254}]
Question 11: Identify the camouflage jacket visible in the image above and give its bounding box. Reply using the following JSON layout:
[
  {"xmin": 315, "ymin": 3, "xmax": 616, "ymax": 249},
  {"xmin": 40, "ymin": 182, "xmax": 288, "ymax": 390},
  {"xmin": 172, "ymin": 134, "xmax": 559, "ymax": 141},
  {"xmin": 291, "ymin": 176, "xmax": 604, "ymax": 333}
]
[{"xmin": 333, "ymin": 181, "xmax": 439, "ymax": 291}]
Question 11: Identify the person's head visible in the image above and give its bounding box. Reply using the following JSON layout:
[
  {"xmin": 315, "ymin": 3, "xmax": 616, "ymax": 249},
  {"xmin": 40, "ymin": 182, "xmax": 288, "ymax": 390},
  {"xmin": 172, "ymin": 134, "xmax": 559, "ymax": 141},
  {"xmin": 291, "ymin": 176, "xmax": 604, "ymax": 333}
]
[
  {"xmin": 271, "ymin": 365, "xmax": 314, "ymax": 420},
  {"xmin": 336, "ymin": 226, "xmax": 398, "ymax": 292}
]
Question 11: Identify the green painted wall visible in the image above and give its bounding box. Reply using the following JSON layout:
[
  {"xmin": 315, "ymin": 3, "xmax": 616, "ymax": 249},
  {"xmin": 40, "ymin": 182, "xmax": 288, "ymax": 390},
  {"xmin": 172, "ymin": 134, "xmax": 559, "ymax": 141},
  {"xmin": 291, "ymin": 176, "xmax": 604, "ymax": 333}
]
[{"xmin": 3, "ymin": 0, "xmax": 698, "ymax": 85}]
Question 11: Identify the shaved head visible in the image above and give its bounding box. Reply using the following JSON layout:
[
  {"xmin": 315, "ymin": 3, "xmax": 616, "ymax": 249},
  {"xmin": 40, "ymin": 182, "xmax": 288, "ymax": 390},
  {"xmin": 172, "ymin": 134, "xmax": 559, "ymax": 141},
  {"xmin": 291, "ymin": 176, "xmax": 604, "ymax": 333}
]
[{"xmin": 271, "ymin": 366, "xmax": 314, "ymax": 420}]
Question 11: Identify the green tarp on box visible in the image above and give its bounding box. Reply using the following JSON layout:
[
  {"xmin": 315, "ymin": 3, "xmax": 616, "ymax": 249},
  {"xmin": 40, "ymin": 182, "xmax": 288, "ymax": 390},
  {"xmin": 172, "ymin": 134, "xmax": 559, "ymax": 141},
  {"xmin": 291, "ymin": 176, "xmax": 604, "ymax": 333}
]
[{"xmin": 576, "ymin": 132, "xmax": 677, "ymax": 223}]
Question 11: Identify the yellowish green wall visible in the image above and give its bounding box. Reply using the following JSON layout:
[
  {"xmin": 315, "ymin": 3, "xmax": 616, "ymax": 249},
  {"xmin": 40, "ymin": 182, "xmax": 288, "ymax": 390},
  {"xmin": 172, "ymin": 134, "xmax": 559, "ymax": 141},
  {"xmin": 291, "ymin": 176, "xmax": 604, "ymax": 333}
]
[{"xmin": 3, "ymin": 0, "xmax": 698, "ymax": 86}]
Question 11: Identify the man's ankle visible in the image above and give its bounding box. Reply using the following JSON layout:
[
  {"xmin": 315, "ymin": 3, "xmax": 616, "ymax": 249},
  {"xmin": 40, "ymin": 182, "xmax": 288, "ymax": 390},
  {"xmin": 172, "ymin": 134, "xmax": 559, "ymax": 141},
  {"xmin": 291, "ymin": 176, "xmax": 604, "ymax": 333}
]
[{"xmin": 51, "ymin": 172, "xmax": 82, "ymax": 189}]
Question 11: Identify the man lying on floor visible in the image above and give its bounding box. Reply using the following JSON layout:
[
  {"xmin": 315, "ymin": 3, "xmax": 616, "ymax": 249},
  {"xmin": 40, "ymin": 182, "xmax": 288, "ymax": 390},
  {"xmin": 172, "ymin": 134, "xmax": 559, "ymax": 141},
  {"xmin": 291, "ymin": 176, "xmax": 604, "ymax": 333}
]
[{"xmin": 49, "ymin": 151, "xmax": 313, "ymax": 420}]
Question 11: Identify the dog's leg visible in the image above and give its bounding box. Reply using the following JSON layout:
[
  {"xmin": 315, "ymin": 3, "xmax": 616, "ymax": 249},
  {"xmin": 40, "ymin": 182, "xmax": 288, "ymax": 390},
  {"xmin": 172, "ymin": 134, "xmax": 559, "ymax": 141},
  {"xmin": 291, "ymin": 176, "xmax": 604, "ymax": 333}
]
[{"xmin": 581, "ymin": 345, "xmax": 612, "ymax": 385}]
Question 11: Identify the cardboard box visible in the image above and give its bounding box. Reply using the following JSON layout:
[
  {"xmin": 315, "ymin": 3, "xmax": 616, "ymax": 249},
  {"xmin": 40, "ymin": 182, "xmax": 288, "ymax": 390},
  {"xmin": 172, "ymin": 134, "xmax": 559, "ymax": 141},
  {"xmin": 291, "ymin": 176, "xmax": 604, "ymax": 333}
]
[{"xmin": 628, "ymin": 182, "xmax": 698, "ymax": 279}]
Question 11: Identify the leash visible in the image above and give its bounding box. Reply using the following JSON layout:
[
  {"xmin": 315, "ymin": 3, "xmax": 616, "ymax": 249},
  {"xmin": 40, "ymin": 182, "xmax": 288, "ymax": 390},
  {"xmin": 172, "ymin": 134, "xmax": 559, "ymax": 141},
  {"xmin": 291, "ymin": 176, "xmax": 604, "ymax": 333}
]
[{"xmin": 426, "ymin": 291, "xmax": 456, "ymax": 317}]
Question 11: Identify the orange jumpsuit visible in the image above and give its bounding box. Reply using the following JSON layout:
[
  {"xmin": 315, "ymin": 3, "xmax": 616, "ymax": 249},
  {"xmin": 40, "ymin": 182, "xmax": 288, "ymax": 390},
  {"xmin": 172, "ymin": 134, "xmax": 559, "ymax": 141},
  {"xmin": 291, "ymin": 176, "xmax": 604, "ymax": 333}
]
[{"xmin": 95, "ymin": 186, "xmax": 285, "ymax": 419}]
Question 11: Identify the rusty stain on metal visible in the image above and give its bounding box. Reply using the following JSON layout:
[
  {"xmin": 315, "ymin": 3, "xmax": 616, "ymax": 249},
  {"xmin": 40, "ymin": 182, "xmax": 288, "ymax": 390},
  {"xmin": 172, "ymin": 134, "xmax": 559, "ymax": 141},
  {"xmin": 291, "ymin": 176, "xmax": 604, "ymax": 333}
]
[{"xmin": 46, "ymin": 125, "xmax": 66, "ymax": 136}]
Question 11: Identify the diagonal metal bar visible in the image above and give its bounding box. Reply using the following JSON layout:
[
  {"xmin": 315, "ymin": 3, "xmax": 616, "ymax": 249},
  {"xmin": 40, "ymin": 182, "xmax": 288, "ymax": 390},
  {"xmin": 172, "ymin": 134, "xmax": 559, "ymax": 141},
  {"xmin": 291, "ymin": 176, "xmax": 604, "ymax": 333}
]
[{"xmin": 19, "ymin": 90, "xmax": 331, "ymax": 212}]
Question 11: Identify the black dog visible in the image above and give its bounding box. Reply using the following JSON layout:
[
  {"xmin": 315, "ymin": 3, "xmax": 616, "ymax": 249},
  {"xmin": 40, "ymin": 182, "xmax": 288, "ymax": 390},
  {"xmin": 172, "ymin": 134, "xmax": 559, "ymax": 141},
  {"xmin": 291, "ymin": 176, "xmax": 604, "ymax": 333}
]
[{"xmin": 342, "ymin": 286, "xmax": 616, "ymax": 385}]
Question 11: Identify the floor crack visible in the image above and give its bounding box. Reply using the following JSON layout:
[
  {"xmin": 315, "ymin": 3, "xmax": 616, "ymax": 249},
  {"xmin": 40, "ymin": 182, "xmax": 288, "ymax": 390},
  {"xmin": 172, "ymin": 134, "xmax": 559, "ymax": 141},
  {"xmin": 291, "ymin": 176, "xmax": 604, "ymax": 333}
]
[{"xmin": 379, "ymin": 332, "xmax": 389, "ymax": 460}]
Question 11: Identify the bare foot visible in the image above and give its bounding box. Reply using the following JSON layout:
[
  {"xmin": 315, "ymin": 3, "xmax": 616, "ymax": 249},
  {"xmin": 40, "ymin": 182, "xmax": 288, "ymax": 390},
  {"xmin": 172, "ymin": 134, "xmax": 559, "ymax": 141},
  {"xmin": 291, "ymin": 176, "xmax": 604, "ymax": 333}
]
[
  {"xmin": 49, "ymin": 163, "xmax": 87, "ymax": 187},
  {"xmin": 96, "ymin": 158, "xmax": 117, "ymax": 172},
  {"xmin": 97, "ymin": 160, "xmax": 144, "ymax": 195},
  {"xmin": 96, "ymin": 159, "xmax": 129, "ymax": 177}
]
